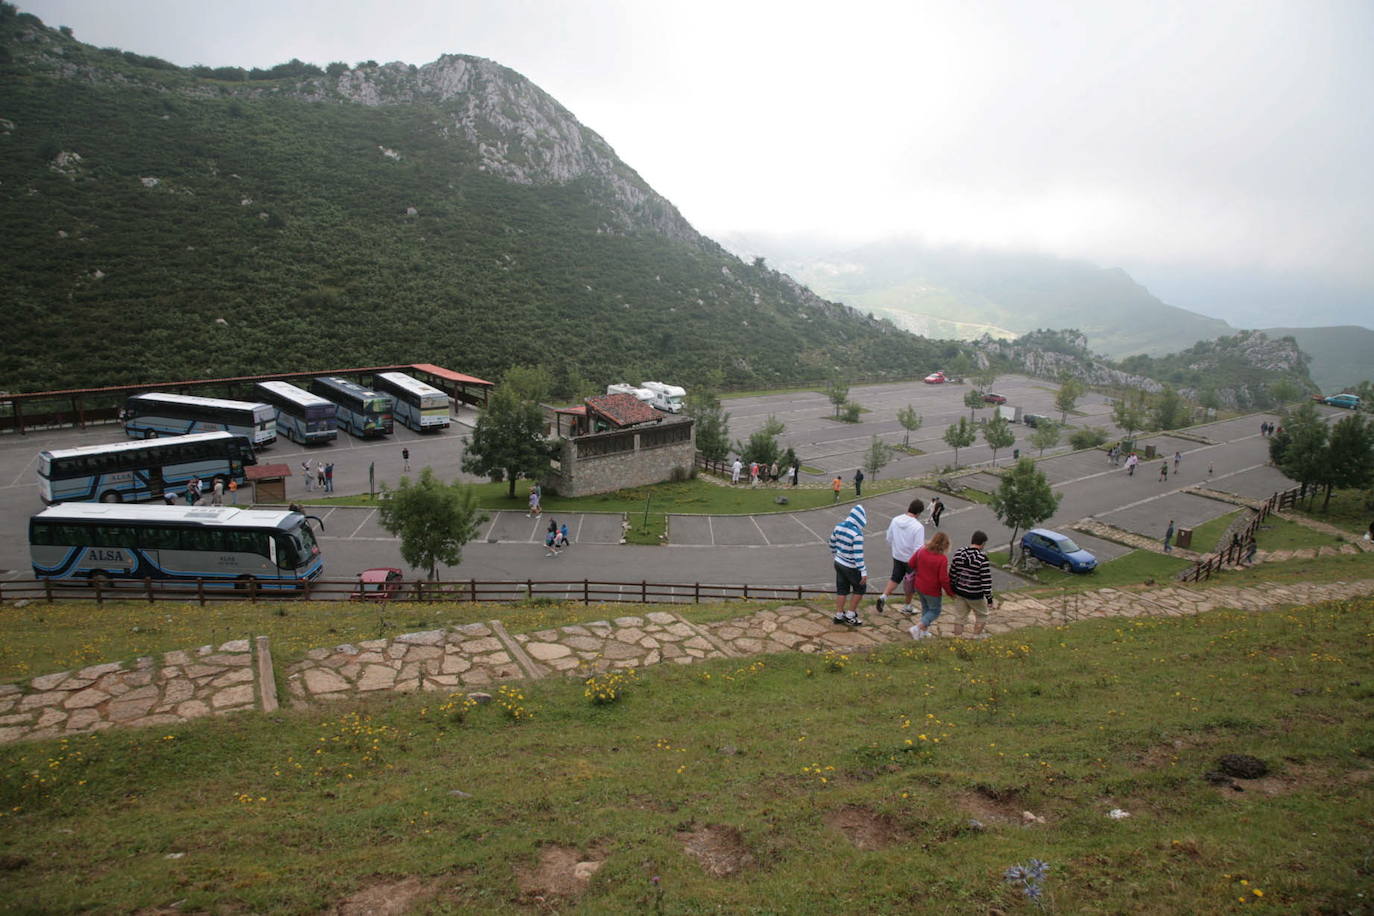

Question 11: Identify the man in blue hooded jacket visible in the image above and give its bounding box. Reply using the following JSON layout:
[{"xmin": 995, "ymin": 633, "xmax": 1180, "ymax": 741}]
[{"xmin": 828, "ymin": 504, "xmax": 868, "ymax": 626}]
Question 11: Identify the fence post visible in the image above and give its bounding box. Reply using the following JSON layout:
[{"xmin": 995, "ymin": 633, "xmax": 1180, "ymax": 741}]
[
  {"xmin": 45, "ymin": 578, "xmax": 53, "ymax": 603},
  {"xmin": 694, "ymin": 582, "xmax": 701, "ymax": 603},
  {"xmin": 95, "ymin": 578, "xmax": 104, "ymax": 607},
  {"xmin": 197, "ymin": 578, "xmax": 206, "ymax": 607},
  {"xmin": 583, "ymin": 579, "xmax": 589, "ymax": 604},
  {"xmin": 641, "ymin": 580, "xmax": 647, "ymax": 603},
  {"xmin": 249, "ymin": 578, "xmax": 259, "ymax": 604},
  {"xmin": 145, "ymin": 577, "xmax": 154, "ymax": 603}
]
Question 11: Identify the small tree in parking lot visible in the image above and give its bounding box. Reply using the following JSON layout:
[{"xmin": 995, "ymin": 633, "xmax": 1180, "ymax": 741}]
[
  {"xmin": 1030, "ymin": 419, "xmax": 1061, "ymax": 456},
  {"xmin": 377, "ymin": 469, "xmax": 488, "ymax": 580},
  {"xmin": 896, "ymin": 404, "xmax": 923, "ymax": 448},
  {"xmin": 862, "ymin": 435, "xmax": 892, "ymax": 479},
  {"xmin": 991, "ymin": 458, "xmax": 1061, "ymax": 565},
  {"xmin": 943, "ymin": 416, "xmax": 977, "ymax": 468},
  {"xmin": 983, "ymin": 413, "xmax": 1015, "ymax": 465}
]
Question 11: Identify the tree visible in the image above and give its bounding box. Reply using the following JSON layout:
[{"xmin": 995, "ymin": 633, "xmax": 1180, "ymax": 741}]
[
  {"xmin": 896, "ymin": 405, "xmax": 923, "ymax": 448},
  {"xmin": 826, "ymin": 374, "xmax": 849, "ymax": 418},
  {"xmin": 1272, "ymin": 401, "xmax": 1328, "ymax": 507},
  {"xmin": 948, "ymin": 352, "xmax": 976, "ymax": 380},
  {"xmin": 735, "ymin": 415, "xmax": 786, "ymax": 466},
  {"xmin": 1054, "ymin": 377, "xmax": 1085, "ymax": 424},
  {"xmin": 1268, "ymin": 379, "xmax": 1304, "ymax": 407},
  {"xmin": 963, "ymin": 388, "xmax": 986, "ymax": 421},
  {"xmin": 1150, "ymin": 385, "xmax": 1188, "ymax": 431},
  {"xmin": 943, "ymin": 417, "xmax": 977, "ymax": 468},
  {"xmin": 1111, "ymin": 390, "xmax": 1149, "ymax": 441},
  {"xmin": 503, "ymin": 365, "xmax": 552, "ymax": 404},
  {"xmin": 1198, "ymin": 387, "xmax": 1221, "ymax": 420},
  {"xmin": 973, "ymin": 368, "xmax": 998, "ymax": 395},
  {"xmin": 990, "ymin": 458, "xmax": 1062, "ymax": 565},
  {"xmin": 461, "ymin": 384, "xmax": 554, "ymax": 498},
  {"xmin": 1321, "ymin": 413, "xmax": 1374, "ymax": 510},
  {"xmin": 862, "ymin": 436, "xmax": 892, "ymax": 479},
  {"xmin": 377, "ymin": 469, "xmax": 488, "ymax": 580},
  {"xmin": 685, "ymin": 387, "xmax": 732, "ymax": 462},
  {"xmin": 1030, "ymin": 420, "xmax": 1061, "ymax": 456},
  {"xmin": 983, "ymin": 413, "xmax": 1015, "ymax": 465},
  {"xmin": 1068, "ymin": 426, "xmax": 1109, "ymax": 450}
]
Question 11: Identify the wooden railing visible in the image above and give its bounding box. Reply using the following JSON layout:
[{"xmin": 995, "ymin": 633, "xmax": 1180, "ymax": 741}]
[
  {"xmin": 1180, "ymin": 486, "xmax": 1304, "ymax": 583},
  {"xmin": 0, "ymin": 576, "xmax": 833, "ymax": 606}
]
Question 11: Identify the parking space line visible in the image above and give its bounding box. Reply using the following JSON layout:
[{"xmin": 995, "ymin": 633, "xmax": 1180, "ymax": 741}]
[
  {"xmin": 750, "ymin": 516, "xmax": 771, "ymax": 545},
  {"xmin": 793, "ymin": 516, "xmax": 824, "ymax": 541},
  {"xmin": 483, "ymin": 512, "xmax": 502, "ymax": 542},
  {"xmin": 574, "ymin": 515, "xmax": 586, "ymax": 543},
  {"xmin": 707, "ymin": 516, "xmax": 716, "ymax": 546},
  {"xmin": 348, "ymin": 508, "xmax": 376, "ymax": 539}
]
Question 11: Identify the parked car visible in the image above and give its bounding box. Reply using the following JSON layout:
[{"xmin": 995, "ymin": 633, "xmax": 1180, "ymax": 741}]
[
  {"xmin": 1020, "ymin": 529, "xmax": 1097, "ymax": 573},
  {"xmin": 982, "ymin": 392, "xmax": 1008, "ymax": 404},
  {"xmin": 923, "ymin": 371, "xmax": 946, "ymax": 384},
  {"xmin": 1322, "ymin": 393, "xmax": 1361, "ymax": 409},
  {"xmin": 1022, "ymin": 413, "xmax": 1049, "ymax": 427},
  {"xmin": 350, "ymin": 567, "xmax": 404, "ymax": 601}
]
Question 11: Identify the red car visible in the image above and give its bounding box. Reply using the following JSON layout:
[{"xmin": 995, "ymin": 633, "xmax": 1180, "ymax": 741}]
[
  {"xmin": 923, "ymin": 371, "xmax": 946, "ymax": 384},
  {"xmin": 350, "ymin": 567, "xmax": 404, "ymax": 601},
  {"xmin": 982, "ymin": 392, "xmax": 1008, "ymax": 404}
]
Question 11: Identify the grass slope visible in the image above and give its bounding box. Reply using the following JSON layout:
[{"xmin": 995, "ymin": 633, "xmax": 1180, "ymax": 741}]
[{"xmin": 1, "ymin": 596, "xmax": 1371, "ymax": 912}]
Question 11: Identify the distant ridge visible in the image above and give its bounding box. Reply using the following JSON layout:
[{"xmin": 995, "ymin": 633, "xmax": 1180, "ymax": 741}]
[{"xmin": 1260, "ymin": 325, "xmax": 1374, "ymax": 392}]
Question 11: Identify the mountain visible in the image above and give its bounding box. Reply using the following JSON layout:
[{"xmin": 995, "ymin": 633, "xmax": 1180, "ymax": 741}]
[
  {"xmin": 720, "ymin": 235, "xmax": 1237, "ymax": 359},
  {"xmin": 0, "ymin": 6, "xmax": 947, "ymax": 395},
  {"xmin": 1259, "ymin": 326, "xmax": 1374, "ymax": 392}
]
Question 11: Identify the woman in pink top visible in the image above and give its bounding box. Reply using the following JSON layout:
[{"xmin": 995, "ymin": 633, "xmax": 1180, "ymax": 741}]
[{"xmin": 908, "ymin": 531, "xmax": 954, "ymax": 639}]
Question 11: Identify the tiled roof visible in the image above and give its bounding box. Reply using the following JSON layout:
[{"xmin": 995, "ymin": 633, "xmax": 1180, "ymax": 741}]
[{"xmin": 585, "ymin": 393, "xmax": 662, "ymax": 427}]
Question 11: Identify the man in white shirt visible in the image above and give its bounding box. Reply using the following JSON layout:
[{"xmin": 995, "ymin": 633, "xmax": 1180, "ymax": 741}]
[{"xmin": 875, "ymin": 498, "xmax": 926, "ymax": 615}]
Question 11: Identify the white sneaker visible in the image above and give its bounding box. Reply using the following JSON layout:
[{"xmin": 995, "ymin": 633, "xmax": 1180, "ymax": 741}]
[
  {"xmin": 908, "ymin": 624, "xmax": 927, "ymax": 640},
  {"xmin": 900, "ymin": 604, "xmax": 915, "ymax": 616}
]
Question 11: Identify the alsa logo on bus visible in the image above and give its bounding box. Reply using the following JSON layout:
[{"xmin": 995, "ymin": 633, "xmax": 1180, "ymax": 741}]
[{"xmin": 85, "ymin": 547, "xmax": 134, "ymax": 567}]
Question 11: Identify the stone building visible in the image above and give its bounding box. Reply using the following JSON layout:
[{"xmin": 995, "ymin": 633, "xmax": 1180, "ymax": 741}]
[{"xmin": 543, "ymin": 393, "xmax": 694, "ymax": 497}]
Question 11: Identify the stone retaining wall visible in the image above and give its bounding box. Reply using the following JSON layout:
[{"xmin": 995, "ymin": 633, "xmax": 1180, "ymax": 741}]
[{"xmin": 0, "ymin": 638, "xmax": 265, "ymax": 744}]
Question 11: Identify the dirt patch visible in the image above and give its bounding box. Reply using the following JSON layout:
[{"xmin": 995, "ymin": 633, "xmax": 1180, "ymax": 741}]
[
  {"xmin": 513, "ymin": 845, "xmax": 604, "ymax": 899},
  {"xmin": 334, "ymin": 876, "xmax": 439, "ymax": 915},
  {"xmin": 677, "ymin": 824, "xmax": 754, "ymax": 877},
  {"xmin": 823, "ymin": 805, "xmax": 911, "ymax": 851},
  {"xmin": 954, "ymin": 785, "xmax": 1046, "ymax": 826},
  {"xmin": 1138, "ymin": 737, "xmax": 1201, "ymax": 768},
  {"xmin": 1214, "ymin": 763, "xmax": 1326, "ymax": 799}
]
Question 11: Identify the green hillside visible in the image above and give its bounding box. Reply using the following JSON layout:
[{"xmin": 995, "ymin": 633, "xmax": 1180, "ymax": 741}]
[
  {"xmin": 1261, "ymin": 325, "xmax": 1374, "ymax": 392},
  {"xmin": 0, "ymin": 7, "xmax": 947, "ymax": 394}
]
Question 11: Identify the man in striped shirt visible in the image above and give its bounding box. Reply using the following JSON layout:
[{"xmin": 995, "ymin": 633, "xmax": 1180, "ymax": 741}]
[
  {"xmin": 828, "ymin": 504, "xmax": 868, "ymax": 626},
  {"xmin": 948, "ymin": 530, "xmax": 995, "ymax": 639}
]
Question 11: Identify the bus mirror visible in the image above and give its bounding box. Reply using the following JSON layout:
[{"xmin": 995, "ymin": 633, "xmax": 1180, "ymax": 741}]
[{"xmin": 305, "ymin": 514, "xmax": 325, "ymax": 532}]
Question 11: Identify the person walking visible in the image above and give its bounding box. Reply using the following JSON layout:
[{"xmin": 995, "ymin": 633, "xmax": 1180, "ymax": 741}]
[
  {"xmin": 831, "ymin": 476, "xmax": 843, "ymax": 502},
  {"xmin": 1108, "ymin": 445, "xmax": 1117, "ymax": 466},
  {"xmin": 829, "ymin": 504, "xmax": 868, "ymax": 627},
  {"xmin": 874, "ymin": 499, "xmax": 925, "ymax": 615},
  {"xmin": 188, "ymin": 477, "xmax": 202, "ymax": 504},
  {"xmin": 544, "ymin": 519, "xmax": 560, "ymax": 557},
  {"xmin": 1243, "ymin": 536, "xmax": 1259, "ymax": 566},
  {"xmin": 402, "ymin": 447, "xmax": 410, "ymax": 471},
  {"xmin": 854, "ymin": 467, "xmax": 864, "ymax": 497},
  {"xmin": 228, "ymin": 478, "xmax": 238, "ymax": 505},
  {"xmin": 1163, "ymin": 519, "xmax": 1175, "ymax": 553},
  {"xmin": 930, "ymin": 496, "xmax": 945, "ymax": 529},
  {"xmin": 1159, "ymin": 461, "xmax": 1168, "ymax": 483},
  {"xmin": 301, "ymin": 460, "xmax": 312, "ymax": 491},
  {"xmin": 731, "ymin": 457, "xmax": 742, "ymax": 485},
  {"xmin": 211, "ymin": 477, "xmax": 224, "ymax": 506},
  {"xmin": 1126, "ymin": 453, "xmax": 1138, "ymax": 476},
  {"xmin": 769, "ymin": 461, "xmax": 780, "ymax": 483},
  {"xmin": 324, "ymin": 462, "xmax": 334, "ymax": 493},
  {"xmin": 316, "ymin": 461, "xmax": 326, "ymax": 491},
  {"xmin": 791, "ymin": 462, "xmax": 800, "ymax": 487},
  {"xmin": 528, "ymin": 483, "xmax": 542, "ymax": 518},
  {"xmin": 948, "ymin": 530, "xmax": 995, "ymax": 639},
  {"xmin": 749, "ymin": 461, "xmax": 760, "ymax": 487},
  {"xmin": 908, "ymin": 532, "xmax": 954, "ymax": 639},
  {"xmin": 1173, "ymin": 451, "xmax": 1182, "ymax": 473}
]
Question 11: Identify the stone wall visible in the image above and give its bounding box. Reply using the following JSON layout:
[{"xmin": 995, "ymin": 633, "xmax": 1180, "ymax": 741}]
[
  {"xmin": 0, "ymin": 638, "xmax": 270, "ymax": 744},
  {"xmin": 548, "ymin": 422, "xmax": 695, "ymax": 497}
]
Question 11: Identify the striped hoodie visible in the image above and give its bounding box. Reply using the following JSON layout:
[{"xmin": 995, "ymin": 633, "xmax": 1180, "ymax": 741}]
[
  {"xmin": 949, "ymin": 545, "xmax": 993, "ymax": 601},
  {"xmin": 828, "ymin": 504, "xmax": 867, "ymax": 575}
]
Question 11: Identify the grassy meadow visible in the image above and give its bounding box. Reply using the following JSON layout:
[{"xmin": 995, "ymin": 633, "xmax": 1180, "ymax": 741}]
[{"xmin": 1, "ymin": 594, "xmax": 1372, "ymax": 912}]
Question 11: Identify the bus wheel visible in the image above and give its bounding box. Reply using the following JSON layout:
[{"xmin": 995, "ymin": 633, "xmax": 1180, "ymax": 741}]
[
  {"xmin": 234, "ymin": 575, "xmax": 259, "ymax": 591},
  {"xmin": 100, "ymin": 490, "xmax": 122, "ymax": 503},
  {"xmin": 143, "ymin": 429, "xmax": 158, "ymax": 439}
]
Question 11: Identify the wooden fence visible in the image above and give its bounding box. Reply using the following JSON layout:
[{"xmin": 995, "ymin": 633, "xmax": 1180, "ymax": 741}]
[
  {"xmin": 1180, "ymin": 485, "xmax": 1304, "ymax": 583},
  {"xmin": 0, "ymin": 576, "xmax": 833, "ymax": 607}
]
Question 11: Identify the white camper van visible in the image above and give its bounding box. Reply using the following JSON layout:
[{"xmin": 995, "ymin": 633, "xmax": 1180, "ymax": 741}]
[
  {"xmin": 606, "ymin": 383, "xmax": 656, "ymax": 405},
  {"xmin": 640, "ymin": 381, "xmax": 685, "ymax": 413}
]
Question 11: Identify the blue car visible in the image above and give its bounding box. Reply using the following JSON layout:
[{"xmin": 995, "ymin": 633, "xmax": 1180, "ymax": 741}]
[{"xmin": 1021, "ymin": 528, "xmax": 1097, "ymax": 573}]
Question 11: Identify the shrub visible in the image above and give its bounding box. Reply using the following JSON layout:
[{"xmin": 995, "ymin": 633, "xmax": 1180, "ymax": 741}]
[{"xmin": 1069, "ymin": 426, "xmax": 1109, "ymax": 450}]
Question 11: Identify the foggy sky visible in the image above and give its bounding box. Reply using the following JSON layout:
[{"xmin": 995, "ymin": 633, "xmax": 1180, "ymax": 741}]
[{"xmin": 17, "ymin": 0, "xmax": 1374, "ymax": 327}]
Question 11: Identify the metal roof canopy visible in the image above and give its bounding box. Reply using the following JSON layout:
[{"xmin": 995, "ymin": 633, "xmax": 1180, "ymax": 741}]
[{"xmin": 1, "ymin": 363, "xmax": 494, "ymax": 435}]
